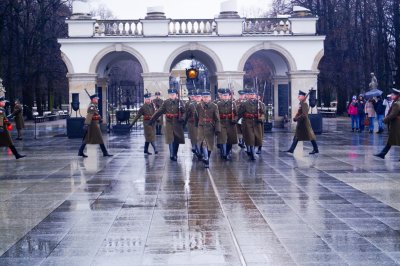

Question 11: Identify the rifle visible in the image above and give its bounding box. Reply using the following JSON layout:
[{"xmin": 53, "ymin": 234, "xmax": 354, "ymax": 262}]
[
  {"xmin": 82, "ymin": 88, "xmax": 93, "ymax": 141},
  {"xmin": 178, "ymin": 80, "xmax": 182, "ymax": 120},
  {"xmin": 229, "ymin": 78, "xmax": 235, "ymax": 123}
]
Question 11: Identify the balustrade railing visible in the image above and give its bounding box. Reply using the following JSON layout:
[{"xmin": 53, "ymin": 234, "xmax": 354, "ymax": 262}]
[
  {"xmin": 243, "ymin": 18, "xmax": 291, "ymax": 35},
  {"xmin": 92, "ymin": 18, "xmax": 291, "ymax": 37},
  {"xmin": 94, "ymin": 20, "xmax": 143, "ymax": 36},
  {"xmin": 168, "ymin": 19, "xmax": 217, "ymax": 35}
]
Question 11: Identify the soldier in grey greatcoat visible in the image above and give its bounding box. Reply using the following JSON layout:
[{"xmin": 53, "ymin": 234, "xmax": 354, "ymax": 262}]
[
  {"xmin": 238, "ymin": 89, "xmax": 265, "ymax": 160},
  {"xmin": 152, "ymin": 92, "xmax": 164, "ymax": 135},
  {"xmin": 149, "ymin": 88, "xmax": 185, "ymax": 161},
  {"xmin": 131, "ymin": 93, "xmax": 158, "ymax": 155},
  {"xmin": 374, "ymin": 88, "xmax": 400, "ymax": 160},
  {"xmin": 78, "ymin": 94, "xmax": 113, "ymax": 157},
  {"xmin": 0, "ymin": 97, "xmax": 25, "ymax": 159},
  {"xmin": 236, "ymin": 90, "xmax": 247, "ymax": 148},
  {"xmin": 216, "ymin": 88, "xmax": 238, "ymax": 160},
  {"xmin": 185, "ymin": 91, "xmax": 202, "ymax": 158},
  {"xmin": 283, "ymin": 90, "xmax": 319, "ymax": 154},
  {"xmin": 8, "ymin": 99, "xmax": 25, "ymax": 140},
  {"xmin": 195, "ymin": 91, "xmax": 221, "ymax": 168}
]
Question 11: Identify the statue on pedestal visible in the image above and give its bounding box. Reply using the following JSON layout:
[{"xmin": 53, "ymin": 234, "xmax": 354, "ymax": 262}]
[
  {"xmin": 0, "ymin": 78, "xmax": 5, "ymax": 98},
  {"xmin": 369, "ymin": 72, "xmax": 378, "ymax": 90}
]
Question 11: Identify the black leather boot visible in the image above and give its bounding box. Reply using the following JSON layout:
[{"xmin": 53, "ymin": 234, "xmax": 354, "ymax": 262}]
[
  {"xmin": 374, "ymin": 144, "xmax": 391, "ymax": 159},
  {"xmin": 144, "ymin": 142, "xmax": 152, "ymax": 155},
  {"xmin": 284, "ymin": 138, "xmax": 298, "ymax": 153},
  {"xmin": 78, "ymin": 143, "xmax": 87, "ymax": 157},
  {"xmin": 100, "ymin": 144, "xmax": 113, "ymax": 157},
  {"xmin": 9, "ymin": 145, "xmax": 26, "ymax": 159},
  {"xmin": 249, "ymin": 146, "xmax": 256, "ymax": 161},
  {"xmin": 256, "ymin": 146, "xmax": 262, "ymax": 154},
  {"xmin": 309, "ymin": 140, "xmax": 319, "ymax": 154},
  {"xmin": 150, "ymin": 142, "xmax": 158, "ymax": 154}
]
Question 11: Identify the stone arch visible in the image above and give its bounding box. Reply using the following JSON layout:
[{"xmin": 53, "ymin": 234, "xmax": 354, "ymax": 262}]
[
  {"xmin": 89, "ymin": 44, "xmax": 149, "ymax": 73},
  {"xmin": 312, "ymin": 49, "xmax": 324, "ymax": 72},
  {"xmin": 60, "ymin": 52, "xmax": 74, "ymax": 74},
  {"xmin": 238, "ymin": 42, "xmax": 297, "ymax": 73},
  {"xmin": 163, "ymin": 43, "xmax": 223, "ymax": 73}
]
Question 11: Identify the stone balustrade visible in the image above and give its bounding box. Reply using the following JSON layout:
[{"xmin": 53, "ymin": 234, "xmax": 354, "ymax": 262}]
[
  {"xmin": 168, "ymin": 19, "xmax": 217, "ymax": 35},
  {"xmin": 91, "ymin": 18, "xmax": 293, "ymax": 37},
  {"xmin": 243, "ymin": 18, "xmax": 291, "ymax": 35},
  {"xmin": 94, "ymin": 20, "xmax": 143, "ymax": 36}
]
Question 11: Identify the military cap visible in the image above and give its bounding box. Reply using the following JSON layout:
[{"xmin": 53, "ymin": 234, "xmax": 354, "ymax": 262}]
[
  {"xmin": 144, "ymin": 93, "xmax": 152, "ymax": 98},
  {"xmin": 246, "ymin": 89, "xmax": 257, "ymax": 94},
  {"xmin": 187, "ymin": 91, "xmax": 194, "ymax": 96},
  {"xmin": 167, "ymin": 88, "xmax": 178, "ymax": 94},
  {"xmin": 392, "ymin": 88, "xmax": 400, "ymax": 95},
  {"xmin": 218, "ymin": 88, "xmax": 231, "ymax": 95},
  {"xmin": 90, "ymin": 94, "xmax": 99, "ymax": 100},
  {"xmin": 201, "ymin": 91, "xmax": 211, "ymax": 96},
  {"xmin": 155, "ymin": 91, "xmax": 161, "ymax": 96},
  {"xmin": 298, "ymin": 90, "xmax": 306, "ymax": 96},
  {"xmin": 194, "ymin": 90, "xmax": 202, "ymax": 96},
  {"xmin": 0, "ymin": 96, "xmax": 5, "ymax": 102},
  {"xmin": 238, "ymin": 90, "xmax": 246, "ymax": 95}
]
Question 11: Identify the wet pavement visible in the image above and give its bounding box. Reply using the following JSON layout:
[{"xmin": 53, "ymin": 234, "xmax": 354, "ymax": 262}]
[{"xmin": 1, "ymin": 118, "xmax": 400, "ymax": 266}]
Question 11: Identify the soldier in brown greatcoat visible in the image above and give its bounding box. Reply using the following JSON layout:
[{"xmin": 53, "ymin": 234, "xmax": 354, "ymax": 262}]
[
  {"xmin": 283, "ymin": 90, "xmax": 319, "ymax": 154},
  {"xmin": 78, "ymin": 94, "xmax": 113, "ymax": 157},
  {"xmin": 8, "ymin": 99, "xmax": 24, "ymax": 140},
  {"xmin": 130, "ymin": 93, "xmax": 158, "ymax": 155},
  {"xmin": 374, "ymin": 88, "xmax": 400, "ymax": 160},
  {"xmin": 152, "ymin": 91, "xmax": 164, "ymax": 135},
  {"xmin": 257, "ymin": 95, "xmax": 266, "ymax": 154},
  {"xmin": 216, "ymin": 88, "xmax": 238, "ymax": 160},
  {"xmin": 238, "ymin": 89, "xmax": 265, "ymax": 160},
  {"xmin": 0, "ymin": 97, "xmax": 25, "ymax": 159},
  {"xmin": 185, "ymin": 91, "xmax": 202, "ymax": 158},
  {"xmin": 195, "ymin": 91, "xmax": 221, "ymax": 168},
  {"xmin": 149, "ymin": 88, "xmax": 185, "ymax": 161},
  {"xmin": 236, "ymin": 90, "xmax": 247, "ymax": 148}
]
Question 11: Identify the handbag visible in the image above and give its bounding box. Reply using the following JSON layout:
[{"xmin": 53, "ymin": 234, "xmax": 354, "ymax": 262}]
[{"xmin": 364, "ymin": 118, "xmax": 370, "ymax": 126}]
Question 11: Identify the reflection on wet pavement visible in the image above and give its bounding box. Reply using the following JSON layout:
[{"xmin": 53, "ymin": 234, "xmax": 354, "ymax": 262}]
[{"xmin": 0, "ymin": 118, "xmax": 400, "ymax": 265}]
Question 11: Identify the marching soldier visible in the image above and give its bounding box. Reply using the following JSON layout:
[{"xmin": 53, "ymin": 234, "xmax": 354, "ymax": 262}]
[
  {"xmin": 0, "ymin": 97, "xmax": 25, "ymax": 159},
  {"xmin": 78, "ymin": 94, "xmax": 113, "ymax": 157},
  {"xmin": 216, "ymin": 88, "xmax": 238, "ymax": 160},
  {"xmin": 257, "ymin": 95, "xmax": 266, "ymax": 154},
  {"xmin": 152, "ymin": 91, "xmax": 164, "ymax": 135},
  {"xmin": 149, "ymin": 88, "xmax": 185, "ymax": 161},
  {"xmin": 374, "ymin": 88, "xmax": 400, "ymax": 160},
  {"xmin": 238, "ymin": 89, "xmax": 265, "ymax": 160},
  {"xmin": 185, "ymin": 91, "xmax": 201, "ymax": 158},
  {"xmin": 283, "ymin": 90, "xmax": 319, "ymax": 154},
  {"xmin": 8, "ymin": 99, "xmax": 25, "ymax": 140},
  {"xmin": 236, "ymin": 90, "xmax": 247, "ymax": 148},
  {"xmin": 130, "ymin": 93, "xmax": 158, "ymax": 155},
  {"xmin": 195, "ymin": 91, "xmax": 221, "ymax": 168}
]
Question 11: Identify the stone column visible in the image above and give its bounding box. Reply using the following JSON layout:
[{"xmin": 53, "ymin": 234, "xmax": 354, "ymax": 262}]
[
  {"xmin": 141, "ymin": 72, "xmax": 170, "ymax": 96},
  {"xmin": 97, "ymin": 78, "xmax": 108, "ymax": 123},
  {"xmin": 216, "ymin": 71, "xmax": 245, "ymax": 99},
  {"xmin": 67, "ymin": 73, "xmax": 98, "ymax": 117},
  {"xmin": 288, "ymin": 71, "xmax": 319, "ymax": 119}
]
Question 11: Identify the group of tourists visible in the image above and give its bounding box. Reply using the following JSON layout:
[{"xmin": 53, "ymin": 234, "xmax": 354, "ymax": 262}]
[{"xmin": 347, "ymin": 94, "xmax": 390, "ymax": 133}]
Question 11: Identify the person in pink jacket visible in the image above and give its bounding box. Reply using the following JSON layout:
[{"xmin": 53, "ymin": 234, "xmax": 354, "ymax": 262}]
[{"xmin": 347, "ymin": 96, "xmax": 359, "ymax": 132}]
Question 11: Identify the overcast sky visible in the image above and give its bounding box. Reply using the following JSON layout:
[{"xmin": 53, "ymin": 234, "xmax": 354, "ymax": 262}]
[{"xmin": 90, "ymin": 0, "xmax": 273, "ymax": 19}]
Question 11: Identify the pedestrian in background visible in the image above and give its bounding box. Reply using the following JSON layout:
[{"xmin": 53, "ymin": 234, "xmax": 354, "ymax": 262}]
[
  {"xmin": 374, "ymin": 95, "xmax": 385, "ymax": 134},
  {"xmin": 357, "ymin": 94, "xmax": 366, "ymax": 133},
  {"xmin": 365, "ymin": 98, "xmax": 376, "ymax": 134},
  {"xmin": 347, "ymin": 95, "xmax": 358, "ymax": 132}
]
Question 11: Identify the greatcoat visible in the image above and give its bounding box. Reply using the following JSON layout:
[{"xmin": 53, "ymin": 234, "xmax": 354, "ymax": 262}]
[{"xmin": 150, "ymin": 99, "xmax": 185, "ymax": 144}]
